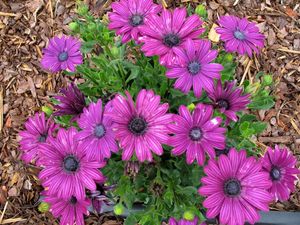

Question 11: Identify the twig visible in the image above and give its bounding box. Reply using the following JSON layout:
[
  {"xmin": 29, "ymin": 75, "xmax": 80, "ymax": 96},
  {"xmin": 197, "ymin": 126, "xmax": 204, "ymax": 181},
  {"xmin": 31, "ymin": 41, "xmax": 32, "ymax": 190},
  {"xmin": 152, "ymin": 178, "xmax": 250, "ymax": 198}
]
[
  {"xmin": 233, "ymin": 0, "xmax": 241, "ymax": 6},
  {"xmin": 258, "ymin": 136, "xmax": 293, "ymax": 144},
  {"xmin": 49, "ymin": 0, "xmax": 53, "ymax": 19},
  {"xmin": 290, "ymin": 118, "xmax": 300, "ymax": 136},
  {"xmin": 0, "ymin": 201, "xmax": 8, "ymax": 223},
  {"xmin": 1, "ymin": 218, "xmax": 26, "ymax": 224},
  {"xmin": 160, "ymin": 0, "xmax": 168, "ymax": 8},
  {"xmin": 255, "ymin": 141, "xmax": 268, "ymax": 155},
  {"xmin": 0, "ymin": 12, "xmax": 17, "ymax": 17},
  {"xmin": 239, "ymin": 60, "xmax": 252, "ymax": 86},
  {"xmin": 277, "ymin": 48, "xmax": 300, "ymax": 54}
]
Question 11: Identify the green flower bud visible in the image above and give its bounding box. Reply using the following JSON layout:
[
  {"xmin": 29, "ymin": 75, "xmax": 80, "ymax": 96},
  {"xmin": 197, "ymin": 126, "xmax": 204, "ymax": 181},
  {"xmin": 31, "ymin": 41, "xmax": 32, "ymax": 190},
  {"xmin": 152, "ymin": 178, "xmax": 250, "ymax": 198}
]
[
  {"xmin": 38, "ymin": 202, "xmax": 50, "ymax": 213},
  {"xmin": 224, "ymin": 53, "xmax": 234, "ymax": 62},
  {"xmin": 195, "ymin": 5, "xmax": 207, "ymax": 18},
  {"xmin": 69, "ymin": 22, "xmax": 79, "ymax": 32},
  {"xmin": 87, "ymin": 22, "xmax": 97, "ymax": 32},
  {"xmin": 183, "ymin": 210, "xmax": 195, "ymax": 221},
  {"xmin": 187, "ymin": 103, "xmax": 195, "ymax": 111},
  {"xmin": 261, "ymin": 90, "xmax": 269, "ymax": 97},
  {"xmin": 111, "ymin": 46, "xmax": 120, "ymax": 57},
  {"xmin": 114, "ymin": 203, "xmax": 125, "ymax": 215},
  {"xmin": 263, "ymin": 75, "xmax": 272, "ymax": 86},
  {"xmin": 42, "ymin": 106, "xmax": 53, "ymax": 117}
]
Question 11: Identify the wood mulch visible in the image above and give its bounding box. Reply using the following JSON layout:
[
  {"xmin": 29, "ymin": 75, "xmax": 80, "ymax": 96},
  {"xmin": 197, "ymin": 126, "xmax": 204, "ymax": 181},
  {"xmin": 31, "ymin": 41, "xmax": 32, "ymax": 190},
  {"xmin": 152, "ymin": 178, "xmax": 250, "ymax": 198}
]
[{"xmin": 0, "ymin": 0, "xmax": 299, "ymax": 224}]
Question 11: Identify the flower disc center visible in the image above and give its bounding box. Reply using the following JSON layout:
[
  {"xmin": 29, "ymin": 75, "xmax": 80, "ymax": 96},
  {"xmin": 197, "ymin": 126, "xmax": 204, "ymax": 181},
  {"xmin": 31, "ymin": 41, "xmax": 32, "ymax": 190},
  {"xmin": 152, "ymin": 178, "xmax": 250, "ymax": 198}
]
[
  {"xmin": 188, "ymin": 62, "xmax": 201, "ymax": 75},
  {"xmin": 130, "ymin": 14, "xmax": 144, "ymax": 27},
  {"xmin": 128, "ymin": 117, "xmax": 148, "ymax": 136},
  {"xmin": 38, "ymin": 133, "xmax": 48, "ymax": 143},
  {"xmin": 58, "ymin": 51, "xmax": 69, "ymax": 62},
  {"xmin": 63, "ymin": 155, "xmax": 80, "ymax": 172},
  {"xmin": 189, "ymin": 127, "xmax": 203, "ymax": 141},
  {"xmin": 69, "ymin": 196, "xmax": 77, "ymax": 205},
  {"xmin": 234, "ymin": 30, "xmax": 245, "ymax": 40},
  {"xmin": 224, "ymin": 179, "xmax": 241, "ymax": 197},
  {"xmin": 163, "ymin": 33, "xmax": 180, "ymax": 47},
  {"xmin": 270, "ymin": 167, "xmax": 281, "ymax": 181},
  {"xmin": 217, "ymin": 99, "xmax": 230, "ymax": 110},
  {"xmin": 94, "ymin": 124, "xmax": 106, "ymax": 138}
]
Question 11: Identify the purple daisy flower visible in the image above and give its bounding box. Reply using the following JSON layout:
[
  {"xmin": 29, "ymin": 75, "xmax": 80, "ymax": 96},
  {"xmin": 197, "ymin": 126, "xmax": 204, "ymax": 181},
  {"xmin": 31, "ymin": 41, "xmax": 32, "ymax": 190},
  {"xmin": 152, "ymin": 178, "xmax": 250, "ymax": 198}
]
[
  {"xmin": 168, "ymin": 217, "xmax": 200, "ymax": 225},
  {"xmin": 41, "ymin": 36, "xmax": 83, "ymax": 72},
  {"xmin": 139, "ymin": 8, "xmax": 204, "ymax": 66},
  {"xmin": 166, "ymin": 39, "xmax": 223, "ymax": 98},
  {"xmin": 111, "ymin": 89, "xmax": 172, "ymax": 162},
  {"xmin": 168, "ymin": 104, "xmax": 226, "ymax": 165},
  {"xmin": 53, "ymin": 83, "xmax": 86, "ymax": 121},
  {"xmin": 77, "ymin": 99, "xmax": 118, "ymax": 161},
  {"xmin": 45, "ymin": 194, "xmax": 90, "ymax": 225},
  {"xmin": 261, "ymin": 145, "xmax": 300, "ymax": 201},
  {"xmin": 19, "ymin": 112, "xmax": 57, "ymax": 164},
  {"xmin": 216, "ymin": 15, "xmax": 265, "ymax": 57},
  {"xmin": 108, "ymin": 0, "xmax": 162, "ymax": 43},
  {"xmin": 198, "ymin": 148, "xmax": 273, "ymax": 225},
  {"xmin": 207, "ymin": 80, "xmax": 250, "ymax": 124},
  {"xmin": 39, "ymin": 127, "xmax": 106, "ymax": 200}
]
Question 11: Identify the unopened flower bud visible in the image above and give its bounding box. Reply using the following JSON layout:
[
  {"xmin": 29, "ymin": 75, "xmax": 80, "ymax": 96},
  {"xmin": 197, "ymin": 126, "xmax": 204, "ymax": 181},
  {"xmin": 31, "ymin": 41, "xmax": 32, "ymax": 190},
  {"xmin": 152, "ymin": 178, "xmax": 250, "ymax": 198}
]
[
  {"xmin": 114, "ymin": 203, "xmax": 125, "ymax": 215},
  {"xmin": 38, "ymin": 202, "xmax": 50, "ymax": 213},
  {"xmin": 183, "ymin": 210, "xmax": 195, "ymax": 221}
]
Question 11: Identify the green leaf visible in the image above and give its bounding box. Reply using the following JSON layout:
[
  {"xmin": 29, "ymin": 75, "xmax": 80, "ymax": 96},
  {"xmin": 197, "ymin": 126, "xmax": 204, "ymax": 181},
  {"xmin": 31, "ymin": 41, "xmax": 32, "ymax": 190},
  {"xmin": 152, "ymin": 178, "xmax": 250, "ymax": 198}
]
[
  {"xmin": 237, "ymin": 139, "xmax": 256, "ymax": 150},
  {"xmin": 181, "ymin": 186, "xmax": 197, "ymax": 196},
  {"xmin": 81, "ymin": 40, "xmax": 97, "ymax": 54},
  {"xmin": 123, "ymin": 191, "xmax": 135, "ymax": 209},
  {"xmin": 239, "ymin": 114, "xmax": 257, "ymax": 123},
  {"xmin": 139, "ymin": 213, "xmax": 153, "ymax": 225},
  {"xmin": 252, "ymin": 122, "xmax": 267, "ymax": 134},
  {"xmin": 114, "ymin": 176, "xmax": 136, "ymax": 209},
  {"xmin": 216, "ymin": 51, "xmax": 236, "ymax": 81},
  {"xmin": 123, "ymin": 62, "xmax": 140, "ymax": 84},
  {"xmin": 163, "ymin": 188, "xmax": 174, "ymax": 207},
  {"xmin": 239, "ymin": 121, "xmax": 255, "ymax": 137},
  {"xmin": 124, "ymin": 214, "xmax": 138, "ymax": 225},
  {"xmin": 248, "ymin": 97, "xmax": 275, "ymax": 110}
]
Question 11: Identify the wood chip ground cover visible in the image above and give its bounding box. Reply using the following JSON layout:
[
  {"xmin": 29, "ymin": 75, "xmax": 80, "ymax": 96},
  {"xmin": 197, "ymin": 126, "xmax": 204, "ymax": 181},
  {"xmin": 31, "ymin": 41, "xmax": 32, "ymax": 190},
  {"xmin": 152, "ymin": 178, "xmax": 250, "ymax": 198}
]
[{"xmin": 0, "ymin": 0, "xmax": 299, "ymax": 224}]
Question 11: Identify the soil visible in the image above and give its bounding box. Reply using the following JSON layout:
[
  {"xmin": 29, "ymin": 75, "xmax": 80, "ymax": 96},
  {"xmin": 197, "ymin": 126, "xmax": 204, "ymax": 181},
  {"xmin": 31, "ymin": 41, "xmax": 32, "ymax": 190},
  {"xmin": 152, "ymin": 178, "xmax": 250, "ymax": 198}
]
[{"xmin": 0, "ymin": 0, "xmax": 299, "ymax": 224}]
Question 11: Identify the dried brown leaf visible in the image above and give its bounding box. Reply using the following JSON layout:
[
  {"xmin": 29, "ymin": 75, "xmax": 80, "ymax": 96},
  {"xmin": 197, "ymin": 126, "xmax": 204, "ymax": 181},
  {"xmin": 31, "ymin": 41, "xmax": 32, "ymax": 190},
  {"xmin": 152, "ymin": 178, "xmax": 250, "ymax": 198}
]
[
  {"xmin": 208, "ymin": 24, "xmax": 220, "ymax": 43},
  {"xmin": 285, "ymin": 7, "xmax": 298, "ymax": 18},
  {"xmin": 0, "ymin": 186, "xmax": 7, "ymax": 205},
  {"xmin": 4, "ymin": 116, "xmax": 11, "ymax": 128},
  {"xmin": 7, "ymin": 187, "xmax": 18, "ymax": 197},
  {"xmin": 10, "ymin": 172, "xmax": 20, "ymax": 186},
  {"xmin": 267, "ymin": 28, "xmax": 276, "ymax": 46}
]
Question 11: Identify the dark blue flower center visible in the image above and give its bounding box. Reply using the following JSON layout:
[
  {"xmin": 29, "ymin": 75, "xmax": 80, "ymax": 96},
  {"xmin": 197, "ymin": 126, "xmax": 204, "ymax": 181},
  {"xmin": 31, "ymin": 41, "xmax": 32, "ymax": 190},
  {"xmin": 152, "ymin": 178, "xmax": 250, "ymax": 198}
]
[
  {"xmin": 94, "ymin": 124, "xmax": 106, "ymax": 138},
  {"xmin": 58, "ymin": 51, "xmax": 69, "ymax": 62},
  {"xmin": 130, "ymin": 14, "xmax": 144, "ymax": 27},
  {"xmin": 38, "ymin": 133, "xmax": 48, "ymax": 143},
  {"xmin": 189, "ymin": 127, "xmax": 203, "ymax": 141},
  {"xmin": 270, "ymin": 167, "xmax": 281, "ymax": 181},
  {"xmin": 234, "ymin": 30, "xmax": 245, "ymax": 40},
  {"xmin": 188, "ymin": 62, "xmax": 201, "ymax": 75},
  {"xmin": 215, "ymin": 146, "xmax": 230, "ymax": 156},
  {"xmin": 224, "ymin": 179, "xmax": 241, "ymax": 197},
  {"xmin": 69, "ymin": 196, "xmax": 77, "ymax": 205},
  {"xmin": 128, "ymin": 117, "xmax": 148, "ymax": 136},
  {"xmin": 217, "ymin": 99, "xmax": 229, "ymax": 110},
  {"xmin": 63, "ymin": 155, "xmax": 79, "ymax": 172},
  {"xmin": 163, "ymin": 33, "xmax": 180, "ymax": 47}
]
